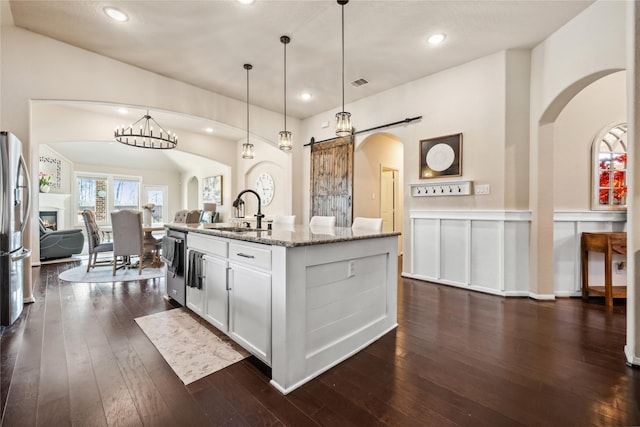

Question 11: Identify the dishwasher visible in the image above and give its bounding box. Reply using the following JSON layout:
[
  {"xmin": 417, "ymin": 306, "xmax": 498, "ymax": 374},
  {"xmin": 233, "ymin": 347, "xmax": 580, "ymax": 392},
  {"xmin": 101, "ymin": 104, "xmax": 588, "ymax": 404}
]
[{"xmin": 162, "ymin": 229, "xmax": 186, "ymax": 306}]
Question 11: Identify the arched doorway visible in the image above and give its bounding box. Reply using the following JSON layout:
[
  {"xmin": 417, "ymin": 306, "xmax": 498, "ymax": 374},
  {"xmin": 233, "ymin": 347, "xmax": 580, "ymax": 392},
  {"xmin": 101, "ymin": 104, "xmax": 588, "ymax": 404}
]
[
  {"xmin": 187, "ymin": 176, "xmax": 199, "ymax": 210},
  {"xmin": 551, "ymin": 71, "xmax": 628, "ymax": 297},
  {"xmin": 354, "ymin": 132, "xmax": 404, "ymax": 251}
]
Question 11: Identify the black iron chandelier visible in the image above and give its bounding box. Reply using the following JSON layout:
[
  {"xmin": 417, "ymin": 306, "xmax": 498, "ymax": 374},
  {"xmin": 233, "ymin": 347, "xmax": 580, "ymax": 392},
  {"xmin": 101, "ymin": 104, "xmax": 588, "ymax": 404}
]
[{"xmin": 114, "ymin": 110, "xmax": 177, "ymax": 149}]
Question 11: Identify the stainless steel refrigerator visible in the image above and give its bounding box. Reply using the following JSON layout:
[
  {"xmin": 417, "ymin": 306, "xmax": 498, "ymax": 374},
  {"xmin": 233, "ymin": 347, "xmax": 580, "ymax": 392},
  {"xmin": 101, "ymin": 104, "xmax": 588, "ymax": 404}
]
[{"xmin": 0, "ymin": 131, "xmax": 31, "ymax": 326}]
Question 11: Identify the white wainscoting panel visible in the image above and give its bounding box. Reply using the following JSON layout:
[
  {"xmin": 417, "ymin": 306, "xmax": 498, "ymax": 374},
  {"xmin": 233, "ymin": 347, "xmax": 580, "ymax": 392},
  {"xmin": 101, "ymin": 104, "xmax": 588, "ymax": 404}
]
[
  {"xmin": 553, "ymin": 211, "xmax": 627, "ymax": 297},
  {"xmin": 407, "ymin": 211, "xmax": 531, "ymax": 297},
  {"xmin": 412, "ymin": 218, "xmax": 439, "ymax": 279},
  {"xmin": 408, "ymin": 210, "xmax": 627, "ymax": 299},
  {"xmin": 470, "ymin": 221, "xmax": 502, "ymax": 291},
  {"xmin": 440, "ymin": 220, "xmax": 469, "ymax": 285}
]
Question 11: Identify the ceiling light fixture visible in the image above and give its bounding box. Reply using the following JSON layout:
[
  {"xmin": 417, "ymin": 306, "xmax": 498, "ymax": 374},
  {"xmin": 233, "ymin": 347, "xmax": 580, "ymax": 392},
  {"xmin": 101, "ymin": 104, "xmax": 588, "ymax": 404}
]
[
  {"xmin": 114, "ymin": 110, "xmax": 178, "ymax": 149},
  {"xmin": 300, "ymin": 92, "xmax": 312, "ymax": 101},
  {"xmin": 242, "ymin": 64, "xmax": 255, "ymax": 159},
  {"xmin": 278, "ymin": 35, "xmax": 292, "ymax": 151},
  {"xmin": 104, "ymin": 7, "xmax": 128, "ymax": 22},
  {"xmin": 117, "ymin": 107, "xmax": 128, "ymax": 114},
  {"xmin": 427, "ymin": 33, "xmax": 446, "ymax": 45},
  {"xmin": 237, "ymin": 0, "xmax": 255, "ymax": 5},
  {"xmin": 335, "ymin": 0, "xmax": 352, "ymax": 137}
]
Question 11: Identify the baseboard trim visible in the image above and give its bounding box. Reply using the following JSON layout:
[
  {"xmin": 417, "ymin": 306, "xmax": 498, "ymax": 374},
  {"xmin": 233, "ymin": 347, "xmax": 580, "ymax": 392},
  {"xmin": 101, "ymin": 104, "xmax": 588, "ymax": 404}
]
[{"xmin": 625, "ymin": 345, "xmax": 640, "ymax": 367}]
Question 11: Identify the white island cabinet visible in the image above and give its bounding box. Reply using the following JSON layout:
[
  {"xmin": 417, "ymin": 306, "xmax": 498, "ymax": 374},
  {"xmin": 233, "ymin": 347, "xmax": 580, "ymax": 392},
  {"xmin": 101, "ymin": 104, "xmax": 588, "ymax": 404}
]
[{"xmin": 173, "ymin": 223, "xmax": 399, "ymax": 394}]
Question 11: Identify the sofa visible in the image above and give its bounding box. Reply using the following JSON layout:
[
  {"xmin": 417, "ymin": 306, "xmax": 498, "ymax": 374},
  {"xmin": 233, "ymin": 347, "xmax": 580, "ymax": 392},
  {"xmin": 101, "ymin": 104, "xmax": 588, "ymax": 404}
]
[{"xmin": 39, "ymin": 218, "xmax": 85, "ymax": 260}]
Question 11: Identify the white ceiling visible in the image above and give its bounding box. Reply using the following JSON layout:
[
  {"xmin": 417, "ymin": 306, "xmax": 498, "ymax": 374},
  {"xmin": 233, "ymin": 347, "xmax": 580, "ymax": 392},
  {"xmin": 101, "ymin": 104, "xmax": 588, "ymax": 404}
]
[
  {"xmin": 8, "ymin": 0, "xmax": 593, "ymax": 120},
  {"xmin": 49, "ymin": 139, "xmax": 226, "ymax": 173}
]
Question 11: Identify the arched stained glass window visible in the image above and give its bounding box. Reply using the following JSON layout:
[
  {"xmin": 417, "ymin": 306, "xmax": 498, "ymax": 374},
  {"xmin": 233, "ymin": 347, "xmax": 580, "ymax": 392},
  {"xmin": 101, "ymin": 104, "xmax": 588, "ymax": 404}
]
[{"xmin": 592, "ymin": 122, "xmax": 627, "ymax": 210}]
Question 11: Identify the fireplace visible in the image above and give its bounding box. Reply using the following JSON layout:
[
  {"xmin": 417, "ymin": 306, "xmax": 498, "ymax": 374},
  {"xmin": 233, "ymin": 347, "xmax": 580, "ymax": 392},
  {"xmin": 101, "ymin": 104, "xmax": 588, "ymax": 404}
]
[{"xmin": 39, "ymin": 211, "xmax": 58, "ymax": 231}]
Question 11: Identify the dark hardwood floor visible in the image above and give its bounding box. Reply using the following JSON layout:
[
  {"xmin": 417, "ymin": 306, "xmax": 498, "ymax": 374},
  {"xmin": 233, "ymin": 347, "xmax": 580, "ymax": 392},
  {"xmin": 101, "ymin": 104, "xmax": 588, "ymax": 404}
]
[{"xmin": 1, "ymin": 260, "xmax": 638, "ymax": 426}]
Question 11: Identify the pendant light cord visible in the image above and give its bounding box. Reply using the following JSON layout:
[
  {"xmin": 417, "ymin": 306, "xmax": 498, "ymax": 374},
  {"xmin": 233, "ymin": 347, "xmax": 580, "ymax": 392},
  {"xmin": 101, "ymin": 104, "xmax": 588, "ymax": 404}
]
[
  {"xmin": 341, "ymin": 2, "xmax": 345, "ymax": 113},
  {"xmin": 246, "ymin": 65, "xmax": 250, "ymax": 143},
  {"xmin": 284, "ymin": 40, "xmax": 287, "ymax": 132}
]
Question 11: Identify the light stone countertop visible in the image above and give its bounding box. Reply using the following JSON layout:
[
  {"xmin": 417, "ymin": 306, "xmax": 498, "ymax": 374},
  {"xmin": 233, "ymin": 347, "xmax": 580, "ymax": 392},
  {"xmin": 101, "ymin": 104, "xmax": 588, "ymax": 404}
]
[{"xmin": 164, "ymin": 222, "xmax": 400, "ymax": 248}]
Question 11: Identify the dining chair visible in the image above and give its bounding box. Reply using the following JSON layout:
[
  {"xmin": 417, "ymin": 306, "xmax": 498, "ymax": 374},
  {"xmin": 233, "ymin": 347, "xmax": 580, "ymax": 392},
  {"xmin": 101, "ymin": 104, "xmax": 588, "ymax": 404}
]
[
  {"xmin": 351, "ymin": 217, "xmax": 383, "ymax": 233},
  {"xmin": 172, "ymin": 209, "xmax": 203, "ymax": 223},
  {"xmin": 309, "ymin": 216, "xmax": 336, "ymax": 227},
  {"xmin": 111, "ymin": 210, "xmax": 158, "ymax": 275},
  {"xmin": 81, "ymin": 209, "xmax": 114, "ymax": 272},
  {"xmin": 273, "ymin": 215, "xmax": 296, "ymax": 225},
  {"xmin": 173, "ymin": 209, "xmax": 189, "ymax": 223}
]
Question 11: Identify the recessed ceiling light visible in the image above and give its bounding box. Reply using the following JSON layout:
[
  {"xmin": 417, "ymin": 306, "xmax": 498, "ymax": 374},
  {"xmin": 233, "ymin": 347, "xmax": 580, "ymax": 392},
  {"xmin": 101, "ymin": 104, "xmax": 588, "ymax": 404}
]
[
  {"xmin": 427, "ymin": 33, "xmax": 446, "ymax": 45},
  {"xmin": 237, "ymin": 0, "xmax": 255, "ymax": 5},
  {"xmin": 117, "ymin": 108, "xmax": 128, "ymax": 114},
  {"xmin": 104, "ymin": 7, "xmax": 128, "ymax": 22},
  {"xmin": 300, "ymin": 92, "xmax": 312, "ymax": 101},
  {"xmin": 205, "ymin": 127, "xmax": 214, "ymax": 133}
]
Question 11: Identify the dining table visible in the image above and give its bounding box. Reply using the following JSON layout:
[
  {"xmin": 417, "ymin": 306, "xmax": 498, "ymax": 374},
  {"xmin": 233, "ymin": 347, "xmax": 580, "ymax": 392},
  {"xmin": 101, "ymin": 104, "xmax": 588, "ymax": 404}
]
[{"xmin": 143, "ymin": 225, "xmax": 165, "ymax": 268}]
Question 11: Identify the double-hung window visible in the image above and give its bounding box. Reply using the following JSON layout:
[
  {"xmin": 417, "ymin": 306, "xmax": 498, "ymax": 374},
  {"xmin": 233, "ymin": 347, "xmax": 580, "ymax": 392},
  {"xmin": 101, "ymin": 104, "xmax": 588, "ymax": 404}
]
[{"xmin": 75, "ymin": 173, "xmax": 141, "ymax": 225}]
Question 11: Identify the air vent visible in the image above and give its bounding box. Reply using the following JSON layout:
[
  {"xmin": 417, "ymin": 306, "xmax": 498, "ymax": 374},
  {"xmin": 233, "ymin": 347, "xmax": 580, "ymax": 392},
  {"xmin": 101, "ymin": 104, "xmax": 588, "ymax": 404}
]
[{"xmin": 350, "ymin": 78, "xmax": 369, "ymax": 87}]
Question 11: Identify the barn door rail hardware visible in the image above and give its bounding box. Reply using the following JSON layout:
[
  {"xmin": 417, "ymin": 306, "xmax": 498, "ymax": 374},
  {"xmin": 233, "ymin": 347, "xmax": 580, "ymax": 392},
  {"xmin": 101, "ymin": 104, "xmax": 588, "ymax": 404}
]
[{"xmin": 305, "ymin": 116, "xmax": 422, "ymax": 147}]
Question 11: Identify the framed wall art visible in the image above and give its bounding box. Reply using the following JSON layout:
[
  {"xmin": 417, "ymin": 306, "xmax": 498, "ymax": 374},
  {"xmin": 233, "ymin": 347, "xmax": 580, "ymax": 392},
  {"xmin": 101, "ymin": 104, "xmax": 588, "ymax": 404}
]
[
  {"xmin": 39, "ymin": 156, "xmax": 62, "ymax": 190},
  {"xmin": 419, "ymin": 133, "xmax": 462, "ymax": 179},
  {"xmin": 202, "ymin": 175, "xmax": 223, "ymax": 205}
]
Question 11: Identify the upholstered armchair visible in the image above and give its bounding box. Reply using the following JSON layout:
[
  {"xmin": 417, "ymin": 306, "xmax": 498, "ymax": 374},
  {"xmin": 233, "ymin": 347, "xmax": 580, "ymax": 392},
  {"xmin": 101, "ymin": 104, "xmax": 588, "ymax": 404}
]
[
  {"xmin": 39, "ymin": 218, "xmax": 84, "ymax": 260},
  {"xmin": 81, "ymin": 209, "xmax": 114, "ymax": 272}
]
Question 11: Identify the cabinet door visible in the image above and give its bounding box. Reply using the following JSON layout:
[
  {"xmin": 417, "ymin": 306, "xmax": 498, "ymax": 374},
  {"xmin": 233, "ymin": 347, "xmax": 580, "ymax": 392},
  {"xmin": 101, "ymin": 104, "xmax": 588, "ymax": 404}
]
[
  {"xmin": 186, "ymin": 284, "xmax": 205, "ymax": 317},
  {"xmin": 186, "ymin": 251, "xmax": 205, "ymax": 316},
  {"xmin": 203, "ymin": 255, "xmax": 229, "ymax": 331},
  {"xmin": 228, "ymin": 263, "xmax": 271, "ymax": 364}
]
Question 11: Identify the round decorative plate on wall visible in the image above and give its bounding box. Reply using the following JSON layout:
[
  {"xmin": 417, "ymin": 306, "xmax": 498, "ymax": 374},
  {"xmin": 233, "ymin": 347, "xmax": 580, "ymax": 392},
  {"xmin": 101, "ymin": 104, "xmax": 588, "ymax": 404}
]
[
  {"xmin": 425, "ymin": 143, "xmax": 455, "ymax": 172},
  {"xmin": 255, "ymin": 172, "xmax": 275, "ymax": 206}
]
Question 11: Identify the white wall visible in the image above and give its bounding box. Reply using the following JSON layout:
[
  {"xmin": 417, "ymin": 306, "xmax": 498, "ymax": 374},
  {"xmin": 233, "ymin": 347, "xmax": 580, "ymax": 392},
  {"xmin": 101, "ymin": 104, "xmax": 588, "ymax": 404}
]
[
  {"xmin": 0, "ymin": 26, "xmax": 299, "ymax": 286},
  {"xmin": 301, "ymin": 51, "xmax": 523, "ymax": 271},
  {"xmin": 235, "ymin": 138, "xmax": 292, "ymax": 220},
  {"xmin": 554, "ymin": 71, "xmax": 627, "ymax": 211},
  {"xmin": 528, "ymin": 0, "xmax": 627, "ymax": 298}
]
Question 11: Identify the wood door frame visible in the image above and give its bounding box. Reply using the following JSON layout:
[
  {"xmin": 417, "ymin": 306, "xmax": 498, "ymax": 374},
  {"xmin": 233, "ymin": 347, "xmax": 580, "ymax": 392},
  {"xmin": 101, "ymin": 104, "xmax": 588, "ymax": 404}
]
[{"xmin": 380, "ymin": 166, "xmax": 399, "ymax": 232}]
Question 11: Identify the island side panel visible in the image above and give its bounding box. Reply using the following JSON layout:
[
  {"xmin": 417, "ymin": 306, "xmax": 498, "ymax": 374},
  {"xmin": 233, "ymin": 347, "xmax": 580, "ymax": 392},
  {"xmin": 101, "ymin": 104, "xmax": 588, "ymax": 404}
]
[{"xmin": 270, "ymin": 235, "xmax": 398, "ymax": 394}]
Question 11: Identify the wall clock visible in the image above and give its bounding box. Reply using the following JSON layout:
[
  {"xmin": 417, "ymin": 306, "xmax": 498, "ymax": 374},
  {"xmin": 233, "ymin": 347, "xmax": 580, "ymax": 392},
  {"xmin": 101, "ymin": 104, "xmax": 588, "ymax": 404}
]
[{"xmin": 255, "ymin": 172, "xmax": 275, "ymax": 206}]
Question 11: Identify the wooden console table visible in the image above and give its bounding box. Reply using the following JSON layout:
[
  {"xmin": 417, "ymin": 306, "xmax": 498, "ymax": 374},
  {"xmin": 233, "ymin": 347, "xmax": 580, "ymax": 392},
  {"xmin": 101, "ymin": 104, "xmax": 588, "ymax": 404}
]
[{"xmin": 580, "ymin": 232, "xmax": 627, "ymax": 307}]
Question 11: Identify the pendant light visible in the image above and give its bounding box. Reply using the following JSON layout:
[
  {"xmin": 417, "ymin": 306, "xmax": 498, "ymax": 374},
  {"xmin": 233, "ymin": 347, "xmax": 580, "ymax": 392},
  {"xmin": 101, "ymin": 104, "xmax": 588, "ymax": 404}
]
[
  {"xmin": 335, "ymin": 0, "xmax": 352, "ymax": 137},
  {"xmin": 278, "ymin": 35, "xmax": 293, "ymax": 151},
  {"xmin": 242, "ymin": 63, "xmax": 255, "ymax": 159}
]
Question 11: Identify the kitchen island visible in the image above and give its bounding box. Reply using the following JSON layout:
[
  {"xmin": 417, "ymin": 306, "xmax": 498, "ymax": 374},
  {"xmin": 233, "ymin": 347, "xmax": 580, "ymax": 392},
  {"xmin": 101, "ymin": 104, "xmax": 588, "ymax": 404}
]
[{"xmin": 165, "ymin": 222, "xmax": 399, "ymax": 394}]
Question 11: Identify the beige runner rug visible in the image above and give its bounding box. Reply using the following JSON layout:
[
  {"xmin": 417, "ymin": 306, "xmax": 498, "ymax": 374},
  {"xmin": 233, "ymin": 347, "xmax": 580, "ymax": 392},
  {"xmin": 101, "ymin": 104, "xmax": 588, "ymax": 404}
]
[{"xmin": 135, "ymin": 308, "xmax": 249, "ymax": 384}]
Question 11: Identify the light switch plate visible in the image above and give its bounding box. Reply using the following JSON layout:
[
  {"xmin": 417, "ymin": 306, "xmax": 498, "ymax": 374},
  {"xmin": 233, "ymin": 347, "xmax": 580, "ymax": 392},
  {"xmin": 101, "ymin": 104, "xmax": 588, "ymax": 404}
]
[{"xmin": 475, "ymin": 184, "xmax": 490, "ymax": 195}]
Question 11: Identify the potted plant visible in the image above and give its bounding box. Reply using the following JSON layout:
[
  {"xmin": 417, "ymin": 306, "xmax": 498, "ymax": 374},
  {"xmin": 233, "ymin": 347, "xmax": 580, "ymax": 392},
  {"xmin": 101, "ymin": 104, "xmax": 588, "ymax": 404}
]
[{"xmin": 39, "ymin": 172, "xmax": 52, "ymax": 193}]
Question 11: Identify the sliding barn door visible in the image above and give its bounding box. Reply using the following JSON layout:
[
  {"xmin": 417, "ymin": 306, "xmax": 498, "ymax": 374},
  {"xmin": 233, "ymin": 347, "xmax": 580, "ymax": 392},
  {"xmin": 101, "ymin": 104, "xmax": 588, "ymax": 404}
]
[{"xmin": 310, "ymin": 136, "xmax": 353, "ymax": 227}]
